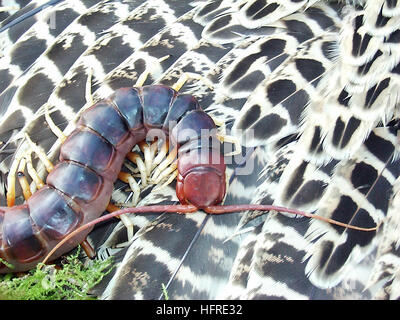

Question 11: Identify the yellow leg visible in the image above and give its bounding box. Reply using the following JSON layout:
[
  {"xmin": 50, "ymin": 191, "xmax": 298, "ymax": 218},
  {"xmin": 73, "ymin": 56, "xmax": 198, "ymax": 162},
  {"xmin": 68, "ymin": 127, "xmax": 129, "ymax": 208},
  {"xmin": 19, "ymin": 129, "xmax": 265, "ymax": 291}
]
[
  {"xmin": 127, "ymin": 72, "xmax": 214, "ymax": 193},
  {"xmin": 216, "ymin": 133, "xmax": 242, "ymax": 156},
  {"xmin": 118, "ymin": 172, "xmax": 141, "ymax": 206},
  {"xmin": 119, "ymin": 214, "xmax": 135, "ymax": 240},
  {"xmin": 25, "ymin": 151, "xmax": 45, "ymax": 190},
  {"xmin": 160, "ymin": 169, "xmax": 178, "ymax": 190},
  {"xmin": 24, "ymin": 134, "xmax": 54, "ymax": 173},
  {"xmin": 152, "ymin": 169, "xmax": 178, "ymax": 193},
  {"xmin": 106, "ymin": 198, "xmax": 135, "ymax": 241},
  {"xmin": 44, "ymin": 104, "xmax": 67, "ymax": 143},
  {"xmin": 152, "ymin": 159, "xmax": 177, "ymax": 185},
  {"xmin": 138, "ymin": 140, "xmax": 158, "ymax": 176},
  {"xmin": 135, "ymin": 69, "xmax": 151, "ymax": 88},
  {"xmin": 6, "ymin": 152, "xmax": 24, "ymax": 207},
  {"xmin": 111, "ymin": 67, "xmax": 220, "ymax": 238},
  {"xmin": 135, "ymin": 55, "xmax": 170, "ymax": 87},
  {"xmin": 171, "ymin": 72, "xmax": 214, "ymax": 91},
  {"xmin": 126, "ymin": 152, "xmax": 148, "ymax": 187},
  {"xmin": 150, "ymin": 146, "xmax": 177, "ymax": 182},
  {"xmin": 17, "ymin": 158, "xmax": 32, "ymax": 201},
  {"xmin": 151, "ymin": 140, "xmax": 169, "ymax": 171},
  {"xmin": 7, "ymin": 148, "xmax": 48, "ymax": 206},
  {"xmin": 211, "ymin": 115, "xmax": 242, "ymax": 156}
]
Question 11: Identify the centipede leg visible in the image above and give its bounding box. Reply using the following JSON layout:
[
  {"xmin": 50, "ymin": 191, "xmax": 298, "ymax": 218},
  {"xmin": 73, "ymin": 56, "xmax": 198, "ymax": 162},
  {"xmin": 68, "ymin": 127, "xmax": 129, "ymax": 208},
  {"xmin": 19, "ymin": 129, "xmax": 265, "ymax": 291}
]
[
  {"xmin": 7, "ymin": 139, "xmax": 49, "ymax": 206},
  {"xmin": 152, "ymin": 169, "xmax": 178, "ymax": 192},
  {"xmin": 135, "ymin": 55, "xmax": 170, "ymax": 87},
  {"xmin": 171, "ymin": 72, "xmax": 214, "ymax": 91},
  {"xmin": 117, "ymin": 172, "xmax": 141, "ymax": 206},
  {"xmin": 138, "ymin": 140, "xmax": 158, "ymax": 176},
  {"xmin": 6, "ymin": 153, "xmax": 21, "ymax": 207},
  {"xmin": 16, "ymin": 157, "xmax": 32, "ymax": 201},
  {"xmin": 126, "ymin": 151, "xmax": 148, "ymax": 187},
  {"xmin": 150, "ymin": 146, "xmax": 177, "ymax": 184},
  {"xmin": 152, "ymin": 159, "xmax": 177, "ymax": 185},
  {"xmin": 210, "ymin": 116, "xmax": 242, "ymax": 156},
  {"xmin": 216, "ymin": 132, "xmax": 242, "ymax": 156},
  {"xmin": 44, "ymin": 103, "xmax": 67, "ymax": 143},
  {"xmin": 151, "ymin": 140, "xmax": 169, "ymax": 171},
  {"xmin": 24, "ymin": 134, "xmax": 54, "ymax": 174},
  {"xmin": 106, "ymin": 198, "xmax": 135, "ymax": 241},
  {"xmin": 110, "ymin": 171, "xmax": 141, "ymax": 240},
  {"xmin": 25, "ymin": 151, "xmax": 45, "ymax": 190}
]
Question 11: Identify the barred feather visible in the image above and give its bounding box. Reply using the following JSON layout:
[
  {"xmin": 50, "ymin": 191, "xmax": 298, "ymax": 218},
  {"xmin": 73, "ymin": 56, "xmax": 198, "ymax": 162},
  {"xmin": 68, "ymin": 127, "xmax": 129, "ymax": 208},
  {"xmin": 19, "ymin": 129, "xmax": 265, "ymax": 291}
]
[{"xmin": 366, "ymin": 177, "xmax": 400, "ymax": 299}]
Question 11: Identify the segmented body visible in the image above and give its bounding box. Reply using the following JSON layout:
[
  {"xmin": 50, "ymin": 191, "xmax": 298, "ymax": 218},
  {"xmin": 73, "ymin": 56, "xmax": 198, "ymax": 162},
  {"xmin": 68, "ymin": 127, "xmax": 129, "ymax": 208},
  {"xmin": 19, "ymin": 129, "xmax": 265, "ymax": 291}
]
[{"xmin": 0, "ymin": 85, "xmax": 226, "ymax": 273}]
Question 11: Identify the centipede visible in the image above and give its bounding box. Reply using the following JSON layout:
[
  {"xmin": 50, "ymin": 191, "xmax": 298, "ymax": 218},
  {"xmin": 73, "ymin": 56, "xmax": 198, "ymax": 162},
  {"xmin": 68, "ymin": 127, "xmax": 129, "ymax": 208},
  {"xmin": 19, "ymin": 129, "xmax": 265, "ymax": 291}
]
[{"xmin": 0, "ymin": 75, "xmax": 378, "ymax": 274}]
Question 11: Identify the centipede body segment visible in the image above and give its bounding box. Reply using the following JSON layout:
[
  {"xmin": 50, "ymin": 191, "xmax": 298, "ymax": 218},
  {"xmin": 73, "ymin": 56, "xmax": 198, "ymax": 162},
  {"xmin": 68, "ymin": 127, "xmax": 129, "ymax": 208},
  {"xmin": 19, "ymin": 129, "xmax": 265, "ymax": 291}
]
[{"xmin": 0, "ymin": 84, "xmax": 226, "ymax": 273}]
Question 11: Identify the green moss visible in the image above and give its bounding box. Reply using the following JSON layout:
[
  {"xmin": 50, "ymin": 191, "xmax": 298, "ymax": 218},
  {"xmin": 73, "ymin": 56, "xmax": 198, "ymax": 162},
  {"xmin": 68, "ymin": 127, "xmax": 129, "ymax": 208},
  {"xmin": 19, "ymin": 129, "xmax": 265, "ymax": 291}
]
[{"xmin": 0, "ymin": 247, "xmax": 114, "ymax": 300}]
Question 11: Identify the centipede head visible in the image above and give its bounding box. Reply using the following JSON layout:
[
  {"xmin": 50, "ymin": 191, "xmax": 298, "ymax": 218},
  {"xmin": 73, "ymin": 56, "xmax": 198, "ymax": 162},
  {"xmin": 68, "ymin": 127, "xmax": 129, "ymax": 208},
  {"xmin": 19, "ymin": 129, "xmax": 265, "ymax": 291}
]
[
  {"xmin": 176, "ymin": 148, "xmax": 226, "ymax": 209},
  {"xmin": 171, "ymin": 109, "xmax": 227, "ymax": 209}
]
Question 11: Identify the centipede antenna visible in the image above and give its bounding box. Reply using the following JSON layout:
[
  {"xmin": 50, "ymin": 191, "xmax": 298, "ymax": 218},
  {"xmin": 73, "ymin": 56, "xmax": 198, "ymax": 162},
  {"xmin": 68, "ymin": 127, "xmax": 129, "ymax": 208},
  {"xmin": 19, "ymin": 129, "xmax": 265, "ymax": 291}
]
[
  {"xmin": 42, "ymin": 204, "xmax": 199, "ymax": 265},
  {"xmin": 0, "ymin": 0, "xmax": 64, "ymax": 33},
  {"xmin": 204, "ymin": 205, "xmax": 380, "ymax": 232},
  {"xmin": 42, "ymin": 199, "xmax": 380, "ymax": 269}
]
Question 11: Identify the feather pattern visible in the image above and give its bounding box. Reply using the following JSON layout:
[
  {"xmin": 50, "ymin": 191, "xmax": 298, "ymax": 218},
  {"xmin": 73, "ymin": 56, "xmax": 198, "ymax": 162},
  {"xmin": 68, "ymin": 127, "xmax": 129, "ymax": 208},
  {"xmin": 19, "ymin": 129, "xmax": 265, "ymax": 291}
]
[
  {"xmin": 366, "ymin": 176, "xmax": 400, "ymax": 299},
  {"xmin": 296, "ymin": 0, "xmax": 400, "ymax": 163}
]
